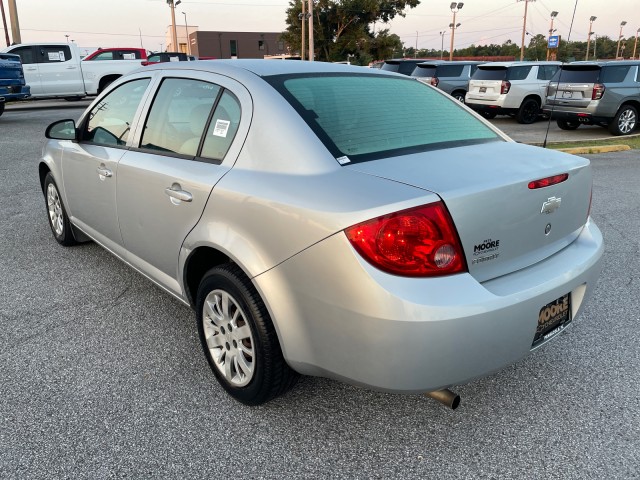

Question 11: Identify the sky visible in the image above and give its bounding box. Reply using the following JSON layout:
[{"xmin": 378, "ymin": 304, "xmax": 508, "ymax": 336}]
[{"xmin": 3, "ymin": 0, "xmax": 639, "ymax": 55}]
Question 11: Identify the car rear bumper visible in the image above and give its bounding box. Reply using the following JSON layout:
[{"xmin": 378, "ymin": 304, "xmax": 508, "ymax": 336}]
[
  {"xmin": 255, "ymin": 220, "xmax": 603, "ymax": 394},
  {"xmin": 466, "ymin": 101, "xmax": 518, "ymax": 116},
  {"xmin": 0, "ymin": 84, "xmax": 31, "ymax": 102},
  {"xmin": 542, "ymin": 106, "xmax": 613, "ymax": 124}
]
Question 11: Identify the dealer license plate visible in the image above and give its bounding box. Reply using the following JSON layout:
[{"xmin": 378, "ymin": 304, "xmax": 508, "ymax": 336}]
[{"xmin": 532, "ymin": 293, "xmax": 571, "ymax": 347}]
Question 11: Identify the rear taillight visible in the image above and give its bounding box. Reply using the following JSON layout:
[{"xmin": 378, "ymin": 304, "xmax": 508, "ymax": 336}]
[
  {"xmin": 528, "ymin": 174, "xmax": 569, "ymax": 189},
  {"xmin": 430, "ymin": 77, "xmax": 439, "ymax": 87},
  {"xmin": 592, "ymin": 83, "xmax": 605, "ymax": 100},
  {"xmin": 501, "ymin": 80, "xmax": 511, "ymax": 95},
  {"xmin": 345, "ymin": 202, "xmax": 467, "ymax": 277}
]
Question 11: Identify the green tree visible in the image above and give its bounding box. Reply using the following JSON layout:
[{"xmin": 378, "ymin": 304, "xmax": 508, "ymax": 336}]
[{"xmin": 282, "ymin": 0, "xmax": 420, "ymax": 63}]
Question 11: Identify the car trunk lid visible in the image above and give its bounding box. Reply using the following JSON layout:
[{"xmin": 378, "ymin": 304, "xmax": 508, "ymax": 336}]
[{"xmin": 347, "ymin": 142, "xmax": 592, "ymax": 283}]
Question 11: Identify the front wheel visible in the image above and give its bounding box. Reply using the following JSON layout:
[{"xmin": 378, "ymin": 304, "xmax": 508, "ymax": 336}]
[
  {"xmin": 516, "ymin": 98, "xmax": 540, "ymax": 124},
  {"xmin": 557, "ymin": 119, "xmax": 580, "ymax": 131},
  {"xmin": 43, "ymin": 173, "xmax": 77, "ymax": 246},
  {"xmin": 451, "ymin": 91, "xmax": 466, "ymax": 103},
  {"xmin": 608, "ymin": 105, "xmax": 638, "ymax": 136},
  {"xmin": 196, "ymin": 264, "xmax": 298, "ymax": 405}
]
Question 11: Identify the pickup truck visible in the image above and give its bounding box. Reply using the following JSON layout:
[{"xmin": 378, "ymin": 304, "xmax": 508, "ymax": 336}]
[
  {"xmin": 0, "ymin": 42, "xmax": 143, "ymax": 99},
  {"xmin": 0, "ymin": 53, "xmax": 31, "ymax": 117}
]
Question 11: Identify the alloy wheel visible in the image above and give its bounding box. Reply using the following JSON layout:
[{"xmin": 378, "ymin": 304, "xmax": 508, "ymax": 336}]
[{"xmin": 47, "ymin": 183, "xmax": 64, "ymax": 236}]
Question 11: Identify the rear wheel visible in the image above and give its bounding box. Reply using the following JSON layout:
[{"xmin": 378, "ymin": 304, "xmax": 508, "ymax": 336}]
[
  {"xmin": 608, "ymin": 105, "xmax": 638, "ymax": 136},
  {"xmin": 557, "ymin": 119, "xmax": 580, "ymax": 131},
  {"xmin": 196, "ymin": 263, "xmax": 298, "ymax": 405},
  {"xmin": 451, "ymin": 91, "xmax": 466, "ymax": 103},
  {"xmin": 479, "ymin": 110, "xmax": 497, "ymax": 119},
  {"xmin": 516, "ymin": 98, "xmax": 540, "ymax": 124}
]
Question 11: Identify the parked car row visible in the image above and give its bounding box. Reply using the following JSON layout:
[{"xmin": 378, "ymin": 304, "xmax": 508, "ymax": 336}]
[
  {"xmin": 0, "ymin": 52, "xmax": 31, "ymax": 116},
  {"xmin": 381, "ymin": 58, "xmax": 640, "ymax": 135}
]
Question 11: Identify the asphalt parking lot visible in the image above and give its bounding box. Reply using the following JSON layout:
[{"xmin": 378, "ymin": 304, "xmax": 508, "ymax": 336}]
[{"xmin": 1, "ymin": 105, "xmax": 639, "ymax": 479}]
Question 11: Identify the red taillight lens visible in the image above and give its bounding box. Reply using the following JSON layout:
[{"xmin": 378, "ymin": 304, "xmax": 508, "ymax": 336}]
[
  {"xmin": 592, "ymin": 83, "xmax": 605, "ymax": 100},
  {"xmin": 430, "ymin": 77, "xmax": 439, "ymax": 87},
  {"xmin": 345, "ymin": 202, "xmax": 467, "ymax": 277},
  {"xmin": 501, "ymin": 80, "xmax": 511, "ymax": 94},
  {"xmin": 528, "ymin": 173, "xmax": 569, "ymax": 189}
]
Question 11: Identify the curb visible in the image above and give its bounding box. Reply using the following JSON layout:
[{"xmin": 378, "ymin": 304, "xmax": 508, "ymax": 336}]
[{"xmin": 555, "ymin": 145, "xmax": 632, "ymax": 154}]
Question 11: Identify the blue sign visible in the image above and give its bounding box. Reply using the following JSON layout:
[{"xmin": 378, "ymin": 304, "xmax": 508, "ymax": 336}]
[{"xmin": 548, "ymin": 35, "xmax": 560, "ymax": 48}]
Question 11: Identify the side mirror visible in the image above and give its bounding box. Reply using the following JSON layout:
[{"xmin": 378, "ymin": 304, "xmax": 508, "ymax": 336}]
[{"xmin": 45, "ymin": 119, "xmax": 78, "ymax": 141}]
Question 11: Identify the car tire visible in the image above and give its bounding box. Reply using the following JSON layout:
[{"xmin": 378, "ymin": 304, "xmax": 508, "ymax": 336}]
[
  {"xmin": 0, "ymin": 102, "xmax": 4, "ymax": 117},
  {"xmin": 44, "ymin": 173, "xmax": 77, "ymax": 246},
  {"xmin": 557, "ymin": 119, "xmax": 580, "ymax": 131},
  {"xmin": 516, "ymin": 98, "xmax": 540, "ymax": 124},
  {"xmin": 64, "ymin": 96, "xmax": 84, "ymax": 102},
  {"xmin": 452, "ymin": 91, "xmax": 466, "ymax": 103},
  {"xmin": 480, "ymin": 111, "xmax": 497, "ymax": 119},
  {"xmin": 608, "ymin": 105, "xmax": 638, "ymax": 136},
  {"xmin": 196, "ymin": 263, "xmax": 298, "ymax": 405}
]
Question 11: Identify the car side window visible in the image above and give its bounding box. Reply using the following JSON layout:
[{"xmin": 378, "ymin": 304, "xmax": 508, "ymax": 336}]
[
  {"xmin": 11, "ymin": 46, "xmax": 34, "ymax": 65},
  {"xmin": 39, "ymin": 45, "xmax": 72, "ymax": 63},
  {"xmin": 537, "ymin": 66, "xmax": 558, "ymax": 80},
  {"xmin": 201, "ymin": 91, "xmax": 242, "ymax": 161},
  {"xmin": 601, "ymin": 66, "xmax": 631, "ymax": 83},
  {"xmin": 93, "ymin": 51, "xmax": 114, "ymax": 60},
  {"xmin": 140, "ymin": 78, "xmax": 221, "ymax": 156},
  {"xmin": 507, "ymin": 66, "xmax": 532, "ymax": 81},
  {"xmin": 83, "ymin": 78, "xmax": 151, "ymax": 147}
]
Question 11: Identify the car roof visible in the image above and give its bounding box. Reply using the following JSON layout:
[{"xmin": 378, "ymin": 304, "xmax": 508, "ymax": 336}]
[
  {"xmin": 141, "ymin": 59, "xmax": 397, "ymax": 78},
  {"xmin": 563, "ymin": 60, "xmax": 640, "ymax": 67},
  {"xmin": 478, "ymin": 61, "xmax": 561, "ymax": 68}
]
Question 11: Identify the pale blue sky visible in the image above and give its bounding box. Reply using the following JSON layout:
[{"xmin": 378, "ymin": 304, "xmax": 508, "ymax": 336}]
[{"xmin": 5, "ymin": 0, "xmax": 639, "ymax": 54}]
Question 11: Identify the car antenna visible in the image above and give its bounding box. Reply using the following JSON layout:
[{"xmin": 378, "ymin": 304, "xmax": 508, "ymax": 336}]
[{"xmin": 543, "ymin": 0, "xmax": 580, "ymax": 149}]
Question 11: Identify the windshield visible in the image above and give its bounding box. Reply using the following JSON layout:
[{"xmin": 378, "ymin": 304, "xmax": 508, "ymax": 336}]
[{"xmin": 267, "ymin": 73, "xmax": 500, "ymax": 163}]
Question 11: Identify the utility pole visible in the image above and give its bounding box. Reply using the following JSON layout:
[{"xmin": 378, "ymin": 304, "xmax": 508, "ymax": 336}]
[
  {"xmin": 519, "ymin": 0, "xmax": 535, "ymax": 61},
  {"xmin": 1, "ymin": 0, "xmax": 10, "ymax": 47},
  {"xmin": 546, "ymin": 11, "xmax": 557, "ymax": 60},
  {"xmin": 449, "ymin": 3, "xmax": 463, "ymax": 61},
  {"xmin": 586, "ymin": 16, "xmax": 596, "ymax": 60},
  {"xmin": 307, "ymin": 0, "xmax": 314, "ymax": 61},
  {"xmin": 633, "ymin": 28, "xmax": 639, "ymax": 60},
  {"xmin": 167, "ymin": 0, "xmax": 178, "ymax": 53},
  {"xmin": 7, "ymin": 0, "xmax": 20, "ymax": 44},
  {"xmin": 616, "ymin": 21, "xmax": 627, "ymax": 59},
  {"xmin": 440, "ymin": 31, "xmax": 445, "ymax": 59},
  {"xmin": 298, "ymin": 1, "xmax": 306, "ymax": 60},
  {"xmin": 415, "ymin": 31, "xmax": 418, "ymax": 58}
]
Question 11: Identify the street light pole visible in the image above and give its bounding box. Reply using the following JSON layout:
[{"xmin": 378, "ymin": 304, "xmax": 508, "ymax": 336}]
[
  {"xmin": 167, "ymin": 0, "xmax": 179, "ymax": 53},
  {"xmin": 586, "ymin": 16, "xmax": 596, "ymax": 60},
  {"xmin": 0, "ymin": 0, "xmax": 10, "ymax": 47},
  {"xmin": 449, "ymin": 2, "xmax": 463, "ymax": 61},
  {"xmin": 299, "ymin": 1, "xmax": 306, "ymax": 61},
  {"xmin": 633, "ymin": 28, "xmax": 640, "ymax": 60},
  {"xmin": 182, "ymin": 12, "xmax": 190, "ymax": 55},
  {"xmin": 7, "ymin": 0, "xmax": 21, "ymax": 44},
  {"xmin": 440, "ymin": 31, "xmax": 445, "ymax": 59},
  {"xmin": 307, "ymin": 0, "xmax": 314, "ymax": 61},
  {"xmin": 546, "ymin": 10, "xmax": 558, "ymax": 60},
  {"xmin": 519, "ymin": 0, "xmax": 535, "ymax": 61},
  {"xmin": 616, "ymin": 21, "xmax": 627, "ymax": 59},
  {"xmin": 415, "ymin": 31, "xmax": 418, "ymax": 58}
]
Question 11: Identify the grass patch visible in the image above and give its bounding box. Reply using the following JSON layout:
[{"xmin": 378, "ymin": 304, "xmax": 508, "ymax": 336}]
[{"xmin": 546, "ymin": 135, "xmax": 640, "ymax": 150}]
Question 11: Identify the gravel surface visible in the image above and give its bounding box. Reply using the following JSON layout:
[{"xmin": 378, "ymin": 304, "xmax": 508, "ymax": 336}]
[{"xmin": 1, "ymin": 107, "xmax": 638, "ymax": 479}]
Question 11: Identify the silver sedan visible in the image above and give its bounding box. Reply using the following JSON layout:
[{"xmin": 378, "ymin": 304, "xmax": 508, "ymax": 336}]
[{"xmin": 40, "ymin": 60, "xmax": 603, "ymax": 406}]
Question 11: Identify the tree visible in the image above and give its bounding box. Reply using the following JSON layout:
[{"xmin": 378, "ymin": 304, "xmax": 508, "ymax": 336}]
[{"xmin": 282, "ymin": 0, "xmax": 420, "ymax": 63}]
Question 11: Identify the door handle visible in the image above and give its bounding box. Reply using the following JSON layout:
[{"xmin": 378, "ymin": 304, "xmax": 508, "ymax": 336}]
[
  {"xmin": 165, "ymin": 184, "xmax": 193, "ymax": 203},
  {"xmin": 96, "ymin": 166, "xmax": 112, "ymax": 178},
  {"xmin": 65, "ymin": 66, "xmax": 77, "ymax": 69}
]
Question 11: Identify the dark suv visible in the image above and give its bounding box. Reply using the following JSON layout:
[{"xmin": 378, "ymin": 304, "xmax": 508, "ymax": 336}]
[
  {"xmin": 411, "ymin": 61, "xmax": 483, "ymax": 103},
  {"xmin": 544, "ymin": 61, "xmax": 640, "ymax": 136},
  {"xmin": 381, "ymin": 59, "xmax": 428, "ymax": 76}
]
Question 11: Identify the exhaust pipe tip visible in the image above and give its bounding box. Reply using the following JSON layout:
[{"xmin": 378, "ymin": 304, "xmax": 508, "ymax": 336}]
[{"xmin": 426, "ymin": 389, "xmax": 460, "ymax": 410}]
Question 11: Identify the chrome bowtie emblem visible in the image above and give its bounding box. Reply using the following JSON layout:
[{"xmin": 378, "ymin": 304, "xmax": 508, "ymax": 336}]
[{"xmin": 541, "ymin": 196, "xmax": 561, "ymax": 214}]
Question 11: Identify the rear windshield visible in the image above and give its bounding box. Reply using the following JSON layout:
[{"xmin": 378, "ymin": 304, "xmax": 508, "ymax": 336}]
[
  {"xmin": 267, "ymin": 74, "xmax": 500, "ymax": 163},
  {"xmin": 472, "ymin": 67, "xmax": 507, "ymax": 81},
  {"xmin": 436, "ymin": 64, "xmax": 465, "ymax": 77},
  {"xmin": 382, "ymin": 61, "xmax": 419, "ymax": 75},
  {"xmin": 552, "ymin": 67, "xmax": 600, "ymax": 83},
  {"xmin": 411, "ymin": 65, "xmax": 437, "ymax": 78}
]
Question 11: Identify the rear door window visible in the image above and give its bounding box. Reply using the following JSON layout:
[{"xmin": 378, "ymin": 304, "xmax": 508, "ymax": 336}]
[
  {"xmin": 537, "ymin": 65, "xmax": 559, "ymax": 80},
  {"xmin": 201, "ymin": 91, "xmax": 242, "ymax": 161},
  {"xmin": 506, "ymin": 66, "xmax": 532, "ymax": 81},
  {"xmin": 139, "ymin": 78, "xmax": 221, "ymax": 156},
  {"xmin": 472, "ymin": 67, "xmax": 507, "ymax": 81},
  {"xmin": 436, "ymin": 64, "xmax": 464, "ymax": 77}
]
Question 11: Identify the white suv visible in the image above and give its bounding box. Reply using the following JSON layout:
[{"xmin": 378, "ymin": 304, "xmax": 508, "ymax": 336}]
[{"xmin": 466, "ymin": 61, "xmax": 560, "ymax": 124}]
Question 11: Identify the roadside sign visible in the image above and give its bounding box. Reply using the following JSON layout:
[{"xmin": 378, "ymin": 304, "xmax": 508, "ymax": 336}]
[{"xmin": 548, "ymin": 36, "xmax": 560, "ymax": 49}]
